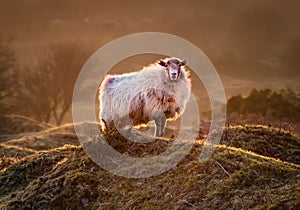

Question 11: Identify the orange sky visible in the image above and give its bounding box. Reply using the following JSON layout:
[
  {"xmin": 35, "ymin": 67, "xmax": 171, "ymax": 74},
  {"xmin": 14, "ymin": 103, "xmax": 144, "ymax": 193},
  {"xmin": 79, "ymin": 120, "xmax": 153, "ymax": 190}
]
[{"xmin": 1, "ymin": 0, "xmax": 299, "ymax": 97}]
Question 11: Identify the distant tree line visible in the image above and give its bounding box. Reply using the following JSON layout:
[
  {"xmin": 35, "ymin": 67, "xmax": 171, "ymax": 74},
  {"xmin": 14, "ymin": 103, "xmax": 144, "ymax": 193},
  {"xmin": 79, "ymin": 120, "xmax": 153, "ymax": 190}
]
[
  {"xmin": 227, "ymin": 88, "xmax": 300, "ymax": 123},
  {"xmin": 1, "ymin": 38, "xmax": 299, "ymax": 126},
  {"xmin": 0, "ymin": 38, "xmax": 91, "ymax": 125}
]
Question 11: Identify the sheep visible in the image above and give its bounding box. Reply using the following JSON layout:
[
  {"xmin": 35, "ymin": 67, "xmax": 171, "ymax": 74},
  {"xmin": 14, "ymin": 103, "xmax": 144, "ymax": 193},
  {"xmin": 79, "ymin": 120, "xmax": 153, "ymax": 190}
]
[{"xmin": 98, "ymin": 57, "xmax": 191, "ymax": 137}]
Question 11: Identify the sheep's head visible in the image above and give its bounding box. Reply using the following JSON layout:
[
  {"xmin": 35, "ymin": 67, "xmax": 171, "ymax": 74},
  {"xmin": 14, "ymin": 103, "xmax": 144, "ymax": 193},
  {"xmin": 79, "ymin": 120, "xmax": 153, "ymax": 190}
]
[{"xmin": 159, "ymin": 58, "xmax": 187, "ymax": 81}]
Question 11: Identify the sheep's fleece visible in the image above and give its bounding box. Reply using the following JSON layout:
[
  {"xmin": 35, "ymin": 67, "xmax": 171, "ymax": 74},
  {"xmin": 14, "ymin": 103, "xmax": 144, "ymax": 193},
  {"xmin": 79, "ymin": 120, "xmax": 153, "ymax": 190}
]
[{"xmin": 98, "ymin": 57, "xmax": 191, "ymax": 137}]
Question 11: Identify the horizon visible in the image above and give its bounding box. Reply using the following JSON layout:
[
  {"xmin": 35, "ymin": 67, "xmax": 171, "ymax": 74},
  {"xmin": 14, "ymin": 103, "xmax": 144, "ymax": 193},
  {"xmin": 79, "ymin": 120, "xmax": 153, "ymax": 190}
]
[{"xmin": 1, "ymin": 0, "xmax": 299, "ymax": 98}]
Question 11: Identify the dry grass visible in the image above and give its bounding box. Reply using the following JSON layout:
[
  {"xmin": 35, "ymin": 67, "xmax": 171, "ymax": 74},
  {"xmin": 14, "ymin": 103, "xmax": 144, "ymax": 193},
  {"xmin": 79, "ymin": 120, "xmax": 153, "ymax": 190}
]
[
  {"xmin": 0, "ymin": 141, "xmax": 299, "ymax": 209},
  {"xmin": 0, "ymin": 115, "xmax": 51, "ymax": 136},
  {"xmin": 0, "ymin": 120, "xmax": 300, "ymax": 209},
  {"xmin": 221, "ymin": 125, "xmax": 300, "ymax": 164}
]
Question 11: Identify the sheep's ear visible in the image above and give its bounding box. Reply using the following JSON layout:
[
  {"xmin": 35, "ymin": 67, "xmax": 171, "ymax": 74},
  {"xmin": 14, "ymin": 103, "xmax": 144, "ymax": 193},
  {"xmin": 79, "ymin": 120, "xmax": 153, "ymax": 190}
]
[
  {"xmin": 180, "ymin": 60, "xmax": 187, "ymax": 66},
  {"xmin": 158, "ymin": 60, "xmax": 167, "ymax": 67}
]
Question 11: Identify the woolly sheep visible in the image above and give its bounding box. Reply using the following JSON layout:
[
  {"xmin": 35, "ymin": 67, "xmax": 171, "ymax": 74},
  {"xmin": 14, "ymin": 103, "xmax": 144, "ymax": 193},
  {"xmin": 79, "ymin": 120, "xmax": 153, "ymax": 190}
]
[{"xmin": 98, "ymin": 57, "xmax": 191, "ymax": 137}]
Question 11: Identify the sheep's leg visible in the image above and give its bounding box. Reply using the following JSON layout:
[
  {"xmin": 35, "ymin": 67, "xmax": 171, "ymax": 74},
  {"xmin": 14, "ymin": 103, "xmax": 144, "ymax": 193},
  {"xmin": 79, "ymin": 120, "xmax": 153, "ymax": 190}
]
[
  {"xmin": 101, "ymin": 117, "xmax": 114, "ymax": 131},
  {"xmin": 100, "ymin": 108, "xmax": 114, "ymax": 132},
  {"xmin": 154, "ymin": 116, "xmax": 166, "ymax": 137}
]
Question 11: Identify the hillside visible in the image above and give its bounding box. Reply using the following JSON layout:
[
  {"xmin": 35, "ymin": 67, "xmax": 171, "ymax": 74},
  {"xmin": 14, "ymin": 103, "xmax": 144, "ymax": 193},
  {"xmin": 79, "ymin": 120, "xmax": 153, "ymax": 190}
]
[
  {"xmin": 221, "ymin": 125, "xmax": 300, "ymax": 165},
  {"xmin": 0, "ymin": 116, "xmax": 300, "ymax": 209},
  {"xmin": 227, "ymin": 89, "xmax": 300, "ymax": 135}
]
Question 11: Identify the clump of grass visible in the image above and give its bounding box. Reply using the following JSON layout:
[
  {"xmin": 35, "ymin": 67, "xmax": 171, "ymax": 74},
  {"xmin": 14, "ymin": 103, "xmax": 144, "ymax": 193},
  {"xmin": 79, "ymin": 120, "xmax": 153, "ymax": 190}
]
[
  {"xmin": 0, "ymin": 144, "xmax": 37, "ymax": 158},
  {"xmin": 0, "ymin": 122, "xmax": 84, "ymax": 154},
  {"xmin": 0, "ymin": 157, "xmax": 18, "ymax": 171},
  {"xmin": 0, "ymin": 145, "xmax": 77, "ymax": 199},
  {"xmin": 221, "ymin": 125, "xmax": 300, "ymax": 164},
  {"xmin": 4, "ymin": 133, "xmax": 79, "ymax": 151},
  {"xmin": 100, "ymin": 127, "xmax": 173, "ymax": 157}
]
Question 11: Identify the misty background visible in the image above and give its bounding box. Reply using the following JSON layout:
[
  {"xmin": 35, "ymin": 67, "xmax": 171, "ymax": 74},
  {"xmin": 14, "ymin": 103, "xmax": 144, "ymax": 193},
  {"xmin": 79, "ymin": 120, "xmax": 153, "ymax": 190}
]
[{"xmin": 0, "ymin": 0, "xmax": 299, "ymax": 125}]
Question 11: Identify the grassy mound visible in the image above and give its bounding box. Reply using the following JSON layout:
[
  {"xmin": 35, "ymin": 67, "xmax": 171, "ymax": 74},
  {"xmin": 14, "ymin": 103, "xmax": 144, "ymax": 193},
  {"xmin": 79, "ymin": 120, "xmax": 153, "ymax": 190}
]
[
  {"xmin": 4, "ymin": 133, "xmax": 79, "ymax": 151},
  {"xmin": 0, "ymin": 115, "xmax": 51, "ymax": 136},
  {"xmin": 0, "ymin": 122, "xmax": 79, "ymax": 171},
  {"xmin": 221, "ymin": 125, "xmax": 300, "ymax": 164},
  {"xmin": 1, "ymin": 123, "xmax": 300, "ymax": 209},
  {"xmin": 0, "ymin": 142, "xmax": 299, "ymax": 209},
  {"xmin": 0, "ymin": 144, "xmax": 36, "ymax": 159},
  {"xmin": 0, "ymin": 146, "xmax": 74, "ymax": 199},
  {"xmin": 1, "ymin": 123, "xmax": 81, "ymax": 157}
]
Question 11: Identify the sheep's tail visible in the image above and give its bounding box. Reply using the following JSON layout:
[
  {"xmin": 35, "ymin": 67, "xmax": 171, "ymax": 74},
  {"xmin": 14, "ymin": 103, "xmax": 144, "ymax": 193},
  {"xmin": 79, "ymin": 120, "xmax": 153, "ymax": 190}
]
[{"xmin": 101, "ymin": 119, "xmax": 108, "ymax": 130}]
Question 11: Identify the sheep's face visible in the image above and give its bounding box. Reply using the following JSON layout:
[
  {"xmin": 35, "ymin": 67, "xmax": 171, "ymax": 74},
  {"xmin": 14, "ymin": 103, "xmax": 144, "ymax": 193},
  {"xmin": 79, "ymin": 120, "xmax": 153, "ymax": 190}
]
[{"xmin": 159, "ymin": 58, "xmax": 187, "ymax": 81}]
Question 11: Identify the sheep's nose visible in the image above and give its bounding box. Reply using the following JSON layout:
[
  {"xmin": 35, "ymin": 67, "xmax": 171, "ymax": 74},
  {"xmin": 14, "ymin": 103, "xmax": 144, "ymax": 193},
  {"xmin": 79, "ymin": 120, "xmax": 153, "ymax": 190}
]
[{"xmin": 171, "ymin": 73, "xmax": 177, "ymax": 76}]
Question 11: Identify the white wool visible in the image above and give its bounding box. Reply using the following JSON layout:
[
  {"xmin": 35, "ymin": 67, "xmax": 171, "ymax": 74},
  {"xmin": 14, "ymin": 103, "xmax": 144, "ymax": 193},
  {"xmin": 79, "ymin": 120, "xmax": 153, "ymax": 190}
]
[{"xmin": 98, "ymin": 58, "xmax": 191, "ymax": 136}]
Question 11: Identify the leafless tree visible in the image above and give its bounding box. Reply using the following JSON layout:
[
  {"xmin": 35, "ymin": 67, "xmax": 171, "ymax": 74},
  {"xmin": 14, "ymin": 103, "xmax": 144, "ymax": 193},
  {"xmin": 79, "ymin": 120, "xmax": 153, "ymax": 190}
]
[
  {"xmin": 0, "ymin": 37, "xmax": 17, "ymax": 115},
  {"xmin": 16, "ymin": 41, "xmax": 91, "ymax": 125}
]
